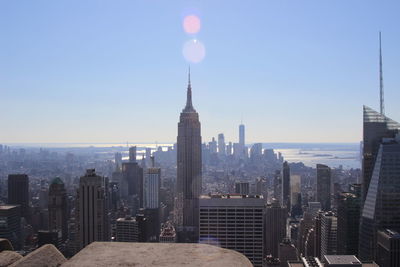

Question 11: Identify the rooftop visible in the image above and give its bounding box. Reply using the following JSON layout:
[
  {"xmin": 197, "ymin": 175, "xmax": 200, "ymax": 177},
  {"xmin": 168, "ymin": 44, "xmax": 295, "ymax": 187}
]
[
  {"xmin": 324, "ymin": 255, "xmax": 361, "ymax": 265},
  {"xmin": 62, "ymin": 242, "xmax": 252, "ymax": 267}
]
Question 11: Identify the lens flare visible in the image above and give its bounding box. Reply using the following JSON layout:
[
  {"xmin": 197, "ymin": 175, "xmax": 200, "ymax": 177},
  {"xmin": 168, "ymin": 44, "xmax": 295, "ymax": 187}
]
[
  {"xmin": 182, "ymin": 39, "xmax": 205, "ymax": 63},
  {"xmin": 183, "ymin": 15, "xmax": 201, "ymax": 34}
]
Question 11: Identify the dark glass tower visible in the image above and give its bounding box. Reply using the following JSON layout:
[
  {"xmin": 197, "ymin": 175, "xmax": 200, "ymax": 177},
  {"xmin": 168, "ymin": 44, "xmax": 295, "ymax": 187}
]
[
  {"xmin": 48, "ymin": 177, "xmax": 68, "ymax": 241},
  {"xmin": 176, "ymin": 71, "xmax": 202, "ymax": 242},
  {"xmin": 282, "ymin": 161, "xmax": 291, "ymax": 209},
  {"xmin": 361, "ymin": 106, "xmax": 400, "ymax": 202},
  {"xmin": 316, "ymin": 164, "xmax": 331, "ymax": 211},
  {"xmin": 8, "ymin": 174, "xmax": 30, "ymax": 221},
  {"xmin": 359, "ymin": 138, "xmax": 400, "ymax": 260}
]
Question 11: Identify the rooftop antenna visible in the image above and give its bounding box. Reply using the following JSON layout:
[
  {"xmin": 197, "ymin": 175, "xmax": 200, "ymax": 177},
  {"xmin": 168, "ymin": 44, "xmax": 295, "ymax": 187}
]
[{"xmin": 379, "ymin": 31, "xmax": 385, "ymax": 115}]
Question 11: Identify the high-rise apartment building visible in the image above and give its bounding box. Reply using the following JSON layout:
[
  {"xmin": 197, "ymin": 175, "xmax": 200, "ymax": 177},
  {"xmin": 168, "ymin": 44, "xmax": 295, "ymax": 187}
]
[
  {"xmin": 176, "ymin": 71, "xmax": 202, "ymax": 242},
  {"xmin": 8, "ymin": 174, "xmax": 29, "ymax": 220},
  {"xmin": 316, "ymin": 164, "xmax": 331, "ymax": 211},
  {"xmin": 199, "ymin": 194, "xmax": 264, "ymax": 267},
  {"xmin": 76, "ymin": 169, "xmax": 110, "ymax": 249},
  {"xmin": 48, "ymin": 177, "xmax": 68, "ymax": 241}
]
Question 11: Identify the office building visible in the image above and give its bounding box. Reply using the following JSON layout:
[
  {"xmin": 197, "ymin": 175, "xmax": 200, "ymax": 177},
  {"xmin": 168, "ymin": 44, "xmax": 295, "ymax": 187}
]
[
  {"xmin": 121, "ymin": 162, "xmax": 143, "ymax": 209},
  {"xmin": 116, "ymin": 216, "xmax": 139, "ymax": 242},
  {"xmin": 76, "ymin": 169, "xmax": 110, "ymax": 249},
  {"xmin": 48, "ymin": 177, "xmax": 68, "ymax": 241},
  {"xmin": 129, "ymin": 146, "xmax": 137, "ymax": 162},
  {"xmin": 0, "ymin": 205, "xmax": 21, "ymax": 250},
  {"xmin": 199, "ymin": 194, "xmax": 264, "ymax": 267},
  {"xmin": 290, "ymin": 175, "xmax": 302, "ymax": 217},
  {"xmin": 316, "ymin": 164, "xmax": 331, "ymax": 211},
  {"xmin": 320, "ymin": 212, "xmax": 337, "ymax": 258},
  {"xmin": 239, "ymin": 124, "xmax": 245, "ymax": 147},
  {"xmin": 376, "ymin": 229, "xmax": 400, "ymax": 267},
  {"xmin": 218, "ymin": 133, "xmax": 225, "ymax": 156},
  {"xmin": 8, "ymin": 174, "xmax": 29, "ymax": 220},
  {"xmin": 282, "ymin": 161, "xmax": 291, "ymax": 209},
  {"xmin": 143, "ymin": 157, "xmax": 161, "ymax": 209},
  {"xmin": 265, "ymin": 199, "xmax": 287, "ymax": 258},
  {"xmin": 176, "ymin": 71, "xmax": 202, "ymax": 242},
  {"xmin": 362, "ymin": 106, "xmax": 400, "ymax": 202},
  {"xmin": 359, "ymin": 137, "xmax": 400, "ymax": 260},
  {"xmin": 235, "ymin": 182, "xmax": 250, "ymax": 195},
  {"xmin": 279, "ymin": 238, "xmax": 298, "ymax": 267},
  {"xmin": 337, "ymin": 191, "xmax": 360, "ymax": 255}
]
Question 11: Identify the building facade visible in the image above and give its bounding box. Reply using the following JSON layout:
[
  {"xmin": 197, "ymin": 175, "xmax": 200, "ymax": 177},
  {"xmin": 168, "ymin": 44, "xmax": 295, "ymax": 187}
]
[
  {"xmin": 176, "ymin": 72, "xmax": 202, "ymax": 242},
  {"xmin": 76, "ymin": 169, "xmax": 110, "ymax": 249},
  {"xmin": 199, "ymin": 194, "xmax": 264, "ymax": 267}
]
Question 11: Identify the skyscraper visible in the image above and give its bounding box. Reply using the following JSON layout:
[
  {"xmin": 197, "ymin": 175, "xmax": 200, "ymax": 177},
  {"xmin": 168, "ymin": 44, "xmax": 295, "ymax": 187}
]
[
  {"xmin": 337, "ymin": 190, "xmax": 360, "ymax": 255},
  {"xmin": 176, "ymin": 70, "xmax": 202, "ymax": 242},
  {"xmin": 361, "ymin": 106, "xmax": 400, "ymax": 202},
  {"xmin": 265, "ymin": 199, "xmax": 287, "ymax": 258},
  {"xmin": 48, "ymin": 177, "xmax": 68, "ymax": 241},
  {"xmin": 320, "ymin": 212, "xmax": 337, "ymax": 257},
  {"xmin": 0, "ymin": 205, "xmax": 21, "ymax": 250},
  {"xmin": 359, "ymin": 137, "xmax": 400, "ymax": 261},
  {"xmin": 376, "ymin": 229, "xmax": 400, "ymax": 267},
  {"xmin": 316, "ymin": 164, "xmax": 331, "ymax": 211},
  {"xmin": 76, "ymin": 169, "xmax": 109, "ymax": 249},
  {"xmin": 8, "ymin": 174, "xmax": 29, "ymax": 220},
  {"xmin": 143, "ymin": 157, "xmax": 161, "ymax": 209},
  {"xmin": 290, "ymin": 174, "xmax": 302, "ymax": 217},
  {"xmin": 129, "ymin": 146, "xmax": 137, "ymax": 162},
  {"xmin": 239, "ymin": 123, "xmax": 245, "ymax": 147},
  {"xmin": 235, "ymin": 181, "xmax": 250, "ymax": 195},
  {"xmin": 199, "ymin": 194, "xmax": 264, "ymax": 267},
  {"xmin": 116, "ymin": 216, "xmax": 139, "ymax": 242},
  {"xmin": 217, "ymin": 133, "xmax": 226, "ymax": 156},
  {"xmin": 282, "ymin": 161, "xmax": 291, "ymax": 209},
  {"xmin": 121, "ymin": 162, "xmax": 143, "ymax": 210}
]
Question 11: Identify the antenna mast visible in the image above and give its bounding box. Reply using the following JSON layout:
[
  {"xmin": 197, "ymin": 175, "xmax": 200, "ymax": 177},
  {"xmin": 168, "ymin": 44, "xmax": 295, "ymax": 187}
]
[{"xmin": 379, "ymin": 31, "xmax": 385, "ymax": 115}]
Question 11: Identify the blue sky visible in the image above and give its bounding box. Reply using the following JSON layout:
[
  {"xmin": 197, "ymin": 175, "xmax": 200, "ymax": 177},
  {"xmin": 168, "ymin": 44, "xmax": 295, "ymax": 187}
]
[{"xmin": 1, "ymin": 0, "xmax": 399, "ymax": 143}]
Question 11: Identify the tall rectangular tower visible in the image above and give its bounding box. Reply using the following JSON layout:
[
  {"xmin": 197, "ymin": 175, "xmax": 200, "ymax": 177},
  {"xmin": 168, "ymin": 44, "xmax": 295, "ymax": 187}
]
[
  {"xmin": 316, "ymin": 164, "xmax": 331, "ymax": 211},
  {"xmin": 76, "ymin": 169, "xmax": 109, "ymax": 249},
  {"xmin": 8, "ymin": 174, "xmax": 29, "ymax": 220},
  {"xmin": 176, "ymin": 72, "xmax": 202, "ymax": 242}
]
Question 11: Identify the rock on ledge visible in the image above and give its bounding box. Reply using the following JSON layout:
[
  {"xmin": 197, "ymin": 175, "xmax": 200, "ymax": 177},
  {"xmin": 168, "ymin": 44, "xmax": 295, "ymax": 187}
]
[{"xmin": 62, "ymin": 242, "xmax": 253, "ymax": 267}]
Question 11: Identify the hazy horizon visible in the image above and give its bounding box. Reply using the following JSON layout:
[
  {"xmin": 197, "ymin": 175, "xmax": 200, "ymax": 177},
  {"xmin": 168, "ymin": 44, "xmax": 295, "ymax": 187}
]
[{"xmin": 1, "ymin": 0, "xmax": 400, "ymax": 143}]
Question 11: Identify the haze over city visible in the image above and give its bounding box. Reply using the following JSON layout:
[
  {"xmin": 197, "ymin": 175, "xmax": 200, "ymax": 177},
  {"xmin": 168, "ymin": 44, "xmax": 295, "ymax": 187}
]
[{"xmin": 1, "ymin": 0, "xmax": 400, "ymax": 143}]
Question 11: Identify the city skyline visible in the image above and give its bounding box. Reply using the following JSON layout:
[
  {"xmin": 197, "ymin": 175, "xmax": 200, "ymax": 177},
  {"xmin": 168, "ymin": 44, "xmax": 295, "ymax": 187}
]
[{"xmin": 1, "ymin": 1, "xmax": 400, "ymax": 143}]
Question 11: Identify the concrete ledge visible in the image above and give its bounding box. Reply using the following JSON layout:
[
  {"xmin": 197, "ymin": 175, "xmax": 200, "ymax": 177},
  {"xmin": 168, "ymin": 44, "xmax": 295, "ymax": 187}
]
[
  {"xmin": 10, "ymin": 244, "xmax": 66, "ymax": 267},
  {"xmin": 62, "ymin": 242, "xmax": 253, "ymax": 267},
  {"xmin": 0, "ymin": 251, "xmax": 22, "ymax": 267}
]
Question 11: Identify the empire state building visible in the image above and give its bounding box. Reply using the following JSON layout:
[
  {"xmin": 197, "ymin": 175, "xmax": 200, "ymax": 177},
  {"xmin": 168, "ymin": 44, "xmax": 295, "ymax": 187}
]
[{"xmin": 176, "ymin": 70, "xmax": 202, "ymax": 242}]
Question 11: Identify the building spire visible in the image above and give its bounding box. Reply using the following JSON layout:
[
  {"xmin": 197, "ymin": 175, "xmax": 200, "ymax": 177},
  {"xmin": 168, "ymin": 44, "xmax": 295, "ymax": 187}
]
[
  {"xmin": 379, "ymin": 31, "xmax": 385, "ymax": 115},
  {"xmin": 184, "ymin": 66, "xmax": 194, "ymax": 111}
]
